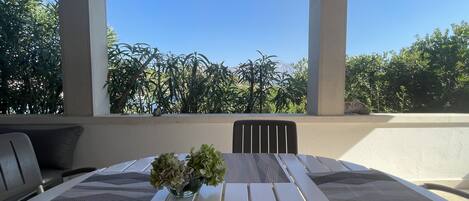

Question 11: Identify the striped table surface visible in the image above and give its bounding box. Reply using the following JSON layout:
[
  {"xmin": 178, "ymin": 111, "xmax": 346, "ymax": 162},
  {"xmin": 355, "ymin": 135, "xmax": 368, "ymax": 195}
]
[{"xmin": 29, "ymin": 154, "xmax": 446, "ymax": 201}]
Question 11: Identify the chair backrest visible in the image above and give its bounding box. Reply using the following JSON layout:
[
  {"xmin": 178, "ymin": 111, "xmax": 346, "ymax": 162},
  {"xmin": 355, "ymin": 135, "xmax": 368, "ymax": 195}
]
[
  {"xmin": 233, "ymin": 120, "xmax": 298, "ymax": 154},
  {"xmin": 0, "ymin": 133, "xmax": 43, "ymax": 201}
]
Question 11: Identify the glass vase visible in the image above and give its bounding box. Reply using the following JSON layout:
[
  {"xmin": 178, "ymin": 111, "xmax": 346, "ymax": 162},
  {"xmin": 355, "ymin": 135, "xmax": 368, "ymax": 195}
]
[{"xmin": 168, "ymin": 178, "xmax": 203, "ymax": 198}]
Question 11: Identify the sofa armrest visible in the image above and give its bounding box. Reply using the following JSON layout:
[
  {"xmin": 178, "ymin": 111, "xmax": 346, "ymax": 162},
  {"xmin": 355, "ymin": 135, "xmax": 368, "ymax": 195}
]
[
  {"xmin": 421, "ymin": 183, "xmax": 469, "ymax": 199},
  {"xmin": 61, "ymin": 167, "xmax": 97, "ymax": 178}
]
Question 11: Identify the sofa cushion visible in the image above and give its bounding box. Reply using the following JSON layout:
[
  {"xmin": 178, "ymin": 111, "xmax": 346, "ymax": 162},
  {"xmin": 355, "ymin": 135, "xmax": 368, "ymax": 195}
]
[{"xmin": 0, "ymin": 126, "xmax": 83, "ymax": 170}]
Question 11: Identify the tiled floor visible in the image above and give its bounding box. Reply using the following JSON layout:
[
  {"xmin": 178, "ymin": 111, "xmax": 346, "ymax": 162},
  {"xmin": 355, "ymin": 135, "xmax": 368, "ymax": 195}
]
[{"xmin": 432, "ymin": 189, "xmax": 468, "ymax": 201}]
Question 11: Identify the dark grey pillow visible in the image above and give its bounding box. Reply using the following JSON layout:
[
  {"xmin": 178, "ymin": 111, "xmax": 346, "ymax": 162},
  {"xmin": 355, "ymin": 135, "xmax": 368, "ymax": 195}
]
[{"xmin": 0, "ymin": 126, "xmax": 83, "ymax": 170}]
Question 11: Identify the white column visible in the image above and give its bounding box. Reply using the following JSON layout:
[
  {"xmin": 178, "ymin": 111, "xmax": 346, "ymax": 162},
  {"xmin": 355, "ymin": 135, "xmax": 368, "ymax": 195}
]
[
  {"xmin": 59, "ymin": 0, "xmax": 110, "ymax": 116},
  {"xmin": 307, "ymin": 0, "xmax": 347, "ymax": 116}
]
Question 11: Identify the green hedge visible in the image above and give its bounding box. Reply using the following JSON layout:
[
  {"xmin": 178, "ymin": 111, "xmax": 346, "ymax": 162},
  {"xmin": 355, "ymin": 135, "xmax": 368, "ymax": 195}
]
[{"xmin": 1, "ymin": 1, "xmax": 468, "ymax": 114}]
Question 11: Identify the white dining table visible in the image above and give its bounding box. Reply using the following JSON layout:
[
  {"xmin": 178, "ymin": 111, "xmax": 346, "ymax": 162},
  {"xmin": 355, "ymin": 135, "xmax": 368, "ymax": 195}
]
[{"xmin": 29, "ymin": 154, "xmax": 446, "ymax": 201}]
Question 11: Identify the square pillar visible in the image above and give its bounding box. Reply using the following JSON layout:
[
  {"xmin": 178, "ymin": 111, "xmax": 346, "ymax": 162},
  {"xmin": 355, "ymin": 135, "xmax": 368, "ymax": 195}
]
[
  {"xmin": 307, "ymin": 0, "xmax": 347, "ymax": 116},
  {"xmin": 59, "ymin": 0, "xmax": 109, "ymax": 116}
]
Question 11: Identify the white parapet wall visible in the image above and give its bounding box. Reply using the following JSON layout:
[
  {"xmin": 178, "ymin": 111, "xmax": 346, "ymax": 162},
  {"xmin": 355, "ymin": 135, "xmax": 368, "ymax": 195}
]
[{"xmin": 1, "ymin": 113, "xmax": 468, "ymax": 188}]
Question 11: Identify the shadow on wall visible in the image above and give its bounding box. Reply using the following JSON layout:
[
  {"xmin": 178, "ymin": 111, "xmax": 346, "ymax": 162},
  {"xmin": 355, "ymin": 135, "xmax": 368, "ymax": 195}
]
[{"xmin": 457, "ymin": 174, "xmax": 469, "ymax": 189}]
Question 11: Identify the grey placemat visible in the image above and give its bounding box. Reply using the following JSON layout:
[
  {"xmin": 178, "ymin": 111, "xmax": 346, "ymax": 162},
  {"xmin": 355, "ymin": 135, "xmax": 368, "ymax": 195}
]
[
  {"xmin": 308, "ymin": 170, "xmax": 432, "ymax": 201},
  {"xmin": 52, "ymin": 172, "xmax": 157, "ymax": 201}
]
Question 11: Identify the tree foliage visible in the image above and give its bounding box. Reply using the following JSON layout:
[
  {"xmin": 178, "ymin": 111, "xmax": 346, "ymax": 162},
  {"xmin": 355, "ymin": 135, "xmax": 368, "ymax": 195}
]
[
  {"xmin": 1, "ymin": 0, "xmax": 468, "ymax": 114},
  {"xmin": 346, "ymin": 22, "xmax": 469, "ymax": 113},
  {"xmin": 0, "ymin": 0, "xmax": 61, "ymax": 114},
  {"xmin": 106, "ymin": 46, "xmax": 292, "ymax": 114}
]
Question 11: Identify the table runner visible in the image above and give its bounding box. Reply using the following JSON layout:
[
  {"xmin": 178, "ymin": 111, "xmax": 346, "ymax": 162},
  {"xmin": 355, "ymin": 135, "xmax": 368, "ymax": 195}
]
[{"xmin": 223, "ymin": 154, "xmax": 289, "ymax": 183}]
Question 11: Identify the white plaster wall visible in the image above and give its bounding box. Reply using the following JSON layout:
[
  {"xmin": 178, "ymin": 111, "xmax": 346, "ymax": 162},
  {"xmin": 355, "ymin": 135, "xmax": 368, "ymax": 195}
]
[{"xmin": 1, "ymin": 114, "xmax": 468, "ymax": 187}]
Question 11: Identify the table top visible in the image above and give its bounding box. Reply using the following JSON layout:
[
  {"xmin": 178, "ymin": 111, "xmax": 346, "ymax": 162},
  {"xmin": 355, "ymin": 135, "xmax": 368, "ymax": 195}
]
[{"xmin": 30, "ymin": 154, "xmax": 446, "ymax": 201}]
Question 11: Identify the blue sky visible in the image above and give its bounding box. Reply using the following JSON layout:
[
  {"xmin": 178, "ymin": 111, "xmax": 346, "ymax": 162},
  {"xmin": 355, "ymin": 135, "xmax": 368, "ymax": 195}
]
[{"xmin": 107, "ymin": 0, "xmax": 469, "ymax": 66}]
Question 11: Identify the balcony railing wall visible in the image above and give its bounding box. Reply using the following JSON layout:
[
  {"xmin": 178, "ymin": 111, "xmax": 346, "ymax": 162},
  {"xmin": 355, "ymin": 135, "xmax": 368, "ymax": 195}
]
[{"xmin": 2, "ymin": 113, "xmax": 468, "ymax": 189}]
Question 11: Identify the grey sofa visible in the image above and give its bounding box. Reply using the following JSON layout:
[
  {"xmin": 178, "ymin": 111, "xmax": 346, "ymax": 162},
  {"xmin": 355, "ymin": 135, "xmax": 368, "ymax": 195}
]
[{"xmin": 0, "ymin": 124, "xmax": 96, "ymax": 189}]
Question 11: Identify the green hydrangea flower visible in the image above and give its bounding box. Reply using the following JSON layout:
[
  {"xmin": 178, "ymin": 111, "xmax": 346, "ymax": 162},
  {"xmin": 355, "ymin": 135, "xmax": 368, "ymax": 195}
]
[{"xmin": 150, "ymin": 144, "xmax": 226, "ymax": 191}]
